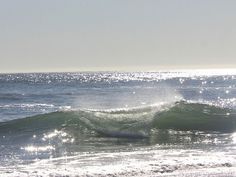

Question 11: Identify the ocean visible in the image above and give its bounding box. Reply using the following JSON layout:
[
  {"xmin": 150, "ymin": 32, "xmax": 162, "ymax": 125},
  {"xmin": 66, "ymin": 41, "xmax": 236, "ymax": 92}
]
[{"xmin": 0, "ymin": 71, "xmax": 236, "ymax": 177}]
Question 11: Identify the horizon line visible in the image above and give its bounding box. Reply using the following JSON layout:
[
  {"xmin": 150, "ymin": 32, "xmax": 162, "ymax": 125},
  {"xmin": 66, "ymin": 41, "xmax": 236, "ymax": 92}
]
[{"xmin": 1, "ymin": 68, "xmax": 236, "ymax": 75}]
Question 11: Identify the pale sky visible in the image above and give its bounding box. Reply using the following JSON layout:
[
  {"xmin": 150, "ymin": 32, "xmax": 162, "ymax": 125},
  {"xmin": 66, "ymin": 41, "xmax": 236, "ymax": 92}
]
[{"xmin": 0, "ymin": 0, "xmax": 236, "ymax": 73}]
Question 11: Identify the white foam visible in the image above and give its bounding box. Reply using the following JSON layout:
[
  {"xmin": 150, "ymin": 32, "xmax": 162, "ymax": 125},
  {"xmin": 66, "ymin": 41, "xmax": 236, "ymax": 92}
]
[{"xmin": 2, "ymin": 147, "xmax": 236, "ymax": 177}]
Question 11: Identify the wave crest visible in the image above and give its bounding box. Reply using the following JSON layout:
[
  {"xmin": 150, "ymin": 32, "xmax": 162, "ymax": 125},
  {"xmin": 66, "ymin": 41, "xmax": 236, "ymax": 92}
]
[{"xmin": 0, "ymin": 101, "xmax": 236, "ymax": 139}]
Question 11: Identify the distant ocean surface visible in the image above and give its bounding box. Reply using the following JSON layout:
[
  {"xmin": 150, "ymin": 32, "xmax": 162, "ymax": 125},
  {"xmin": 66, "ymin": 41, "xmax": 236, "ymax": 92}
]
[{"xmin": 0, "ymin": 71, "xmax": 236, "ymax": 177}]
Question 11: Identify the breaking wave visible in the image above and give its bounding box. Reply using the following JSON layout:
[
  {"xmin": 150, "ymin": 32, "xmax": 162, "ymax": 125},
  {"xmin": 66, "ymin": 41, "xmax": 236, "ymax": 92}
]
[{"xmin": 1, "ymin": 101, "xmax": 236, "ymax": 140}]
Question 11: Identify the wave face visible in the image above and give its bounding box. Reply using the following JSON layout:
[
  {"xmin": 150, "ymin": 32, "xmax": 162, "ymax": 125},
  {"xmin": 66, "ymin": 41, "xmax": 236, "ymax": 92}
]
[
  {"xmin": 153, "ymin": 101, "xmax": 236, "ymax": 132},
  {"xmin": 1, "ymin": 101, "xmax": 235, "ymax": 140}
]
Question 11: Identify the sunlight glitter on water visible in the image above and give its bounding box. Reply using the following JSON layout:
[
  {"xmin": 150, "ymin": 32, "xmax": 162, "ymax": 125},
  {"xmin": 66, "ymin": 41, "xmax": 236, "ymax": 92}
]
[
  {"xmin": 232, "ymin": 132, "xmax": 236, "ymax": 144},
  {"xmin": 22, "ymin": 145, "xmax": 55, "ymax": 152}
]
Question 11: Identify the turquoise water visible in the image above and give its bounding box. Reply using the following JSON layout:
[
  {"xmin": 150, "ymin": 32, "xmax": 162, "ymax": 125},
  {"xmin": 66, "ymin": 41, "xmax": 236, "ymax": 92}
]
[{"xmin": 0, "ymin": 71, "xmax": 236, "ymax": 176}]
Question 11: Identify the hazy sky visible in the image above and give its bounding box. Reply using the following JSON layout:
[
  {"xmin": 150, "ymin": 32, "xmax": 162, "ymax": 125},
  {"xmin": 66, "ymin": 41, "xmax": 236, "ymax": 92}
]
[{"xmin": 0, "ymin": 0, "xmax": 236, "ymax": 72}]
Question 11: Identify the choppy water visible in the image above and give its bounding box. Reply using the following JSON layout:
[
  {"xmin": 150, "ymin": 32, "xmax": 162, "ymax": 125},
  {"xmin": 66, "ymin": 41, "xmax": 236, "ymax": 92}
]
[{"xmin": 0, "ymin": 71, "xmax": 236, "ymax": 176}]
